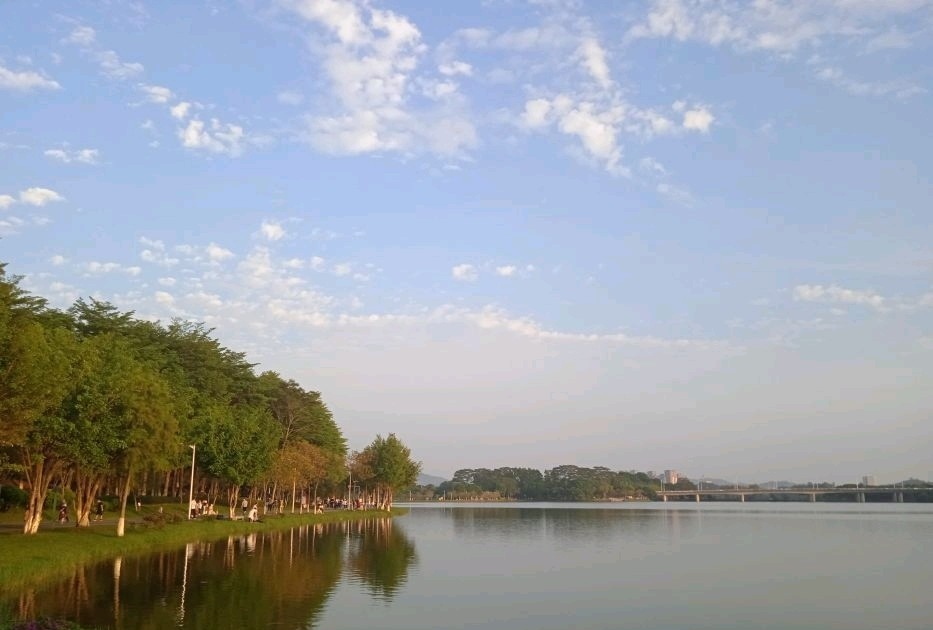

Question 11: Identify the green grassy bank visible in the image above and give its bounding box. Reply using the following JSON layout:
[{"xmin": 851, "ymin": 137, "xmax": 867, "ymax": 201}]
[{"xmin": 0, "ymin": 504, "xmax": 404, "ymax": 593}]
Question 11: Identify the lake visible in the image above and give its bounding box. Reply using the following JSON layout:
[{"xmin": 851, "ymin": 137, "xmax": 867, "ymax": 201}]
[{"xmin": 5, "ymin": 502, "xmax": 933, "ymax": 629}]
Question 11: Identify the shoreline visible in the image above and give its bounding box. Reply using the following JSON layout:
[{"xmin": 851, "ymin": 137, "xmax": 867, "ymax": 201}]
[{"xmin": 0, "ymin": 505, "xmax": 404, "ymax": 593}]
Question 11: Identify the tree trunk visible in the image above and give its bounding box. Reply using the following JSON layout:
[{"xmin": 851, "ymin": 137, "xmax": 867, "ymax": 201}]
[
  {"xmin": 72, "ymin": 468, "xmax": 102, "ymax": 527},
  {"xmin": 291, "ymin": 480, "xmax": 296, "ymax": 514},
  {"xmin": 227, "ymin": 487, "xmax": 238, "ymax": 519},
  {"xmin": 116, "ymin": 473, "xmax": 133, "ymax": 537},
  {"xmin": 22, "ymin": 450, "xmax": 60, "ymax": 535}
]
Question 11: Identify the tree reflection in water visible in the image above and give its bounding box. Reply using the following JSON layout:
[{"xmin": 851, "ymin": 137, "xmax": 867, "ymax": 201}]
[
  {"xmin": 347, "ymin": 517, "xmax": 417, "ymax": 601},
  {"xmin": 3, "ymin": 517, "xmax": 417, "ymax": 629}
]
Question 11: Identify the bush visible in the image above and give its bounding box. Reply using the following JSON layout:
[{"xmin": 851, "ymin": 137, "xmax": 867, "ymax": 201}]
[
  {"xmin": 141, "ymin": 511, "xmax": 183, "ymax": 528},
  {"xmin": 0, "ymin": 485, "xmax": 28, "ymax": 512}
]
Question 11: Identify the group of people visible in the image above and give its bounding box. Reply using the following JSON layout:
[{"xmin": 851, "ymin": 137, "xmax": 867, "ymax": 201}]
[
  {"xmin": 188, "ymin": 498, "xmax": 216, "ymax": 519},
  {"xmin": 57, "ymin": 499, "xmax": 105, "ymax": 524}
]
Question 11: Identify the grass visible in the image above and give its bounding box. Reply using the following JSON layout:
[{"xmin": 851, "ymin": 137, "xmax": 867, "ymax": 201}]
[{"xmin": 0, "ymin": 503, "xmax": 405, "ymax": 593}]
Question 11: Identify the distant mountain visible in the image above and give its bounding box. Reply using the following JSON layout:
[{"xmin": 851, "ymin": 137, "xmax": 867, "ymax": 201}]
[{"xmin": 417, "ymin": 473, "xmax": 446, "ymax": 486}]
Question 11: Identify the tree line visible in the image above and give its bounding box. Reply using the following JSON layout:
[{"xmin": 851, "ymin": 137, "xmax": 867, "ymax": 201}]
[
  {"xmin": 427, "ymin": 466, "xmax": 695, "ymax": 501},
  {"xmin": 0, "ymin": 263, "xmax": 419, "ymax": 535}
]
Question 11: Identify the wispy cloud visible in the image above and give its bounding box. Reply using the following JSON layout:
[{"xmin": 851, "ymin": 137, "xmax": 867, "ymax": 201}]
[
  {"xmin": 793, "ymin": 284, "xmax": 886, "ymax": 311},
  {"xmin": 19, "ymin": 187, "xmax": 65, "ymax": 206},
  {"xmin": 0, "ymin": 63, "xmax": 61, "ymax": 91},
  {"xmin": 452, "ymin": 263, "xmax": 478, "ymax": 282},
  {"xmin": 283, "ymin": 0, "xmax": 477, "ymax": 157},
  {"xmin": 44, "ymin": 148, "xmax": 100, "ymax": 164}
]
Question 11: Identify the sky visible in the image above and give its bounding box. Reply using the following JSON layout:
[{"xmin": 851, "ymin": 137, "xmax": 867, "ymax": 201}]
[{"xmin": 2, "ymin": 0, "xmax": 932, "ymax": 485}]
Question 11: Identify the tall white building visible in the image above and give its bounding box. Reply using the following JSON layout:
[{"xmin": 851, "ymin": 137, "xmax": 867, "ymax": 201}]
[
  {"xmin": 664, "ymin": 469, "xmax": 679, "ymax": 485},
  {"xmin": 862, "ymin": 475, "xmax": 877, "ymax": 487}
]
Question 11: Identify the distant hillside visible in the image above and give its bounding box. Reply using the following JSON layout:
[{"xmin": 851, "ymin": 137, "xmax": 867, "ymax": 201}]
[{"xmin": 417, "ymin": 473, "xmax": 446, "ymax": 486}]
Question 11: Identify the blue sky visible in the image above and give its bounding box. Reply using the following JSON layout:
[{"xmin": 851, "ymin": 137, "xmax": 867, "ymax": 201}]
[{"xmin": 2, "ymin": 0, "xmax": 932, "ymax": 483}]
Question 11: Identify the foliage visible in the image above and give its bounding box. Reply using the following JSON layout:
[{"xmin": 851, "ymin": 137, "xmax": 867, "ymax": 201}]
[
  {"xmin": 356, "ymin": 434, "xmax": 421, "ymax": 510},
  {"xmin": 436, "ymin": 466, "xmax": 663, "ymax": 501},
  {"xmin": 0, "ymin": 261, "xmax": 385, "ymax": 535}
]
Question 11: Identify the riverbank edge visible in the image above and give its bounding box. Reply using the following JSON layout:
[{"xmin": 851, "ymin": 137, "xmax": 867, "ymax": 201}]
[{"xmin": 0, "ymin": 506, "xmax": 406, "ymax": 592}]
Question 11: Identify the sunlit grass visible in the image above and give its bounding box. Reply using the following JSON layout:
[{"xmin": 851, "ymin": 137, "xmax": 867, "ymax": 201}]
[{"xmin": 0, "ymin": 503, "xmax": 405, "ymax": 592}]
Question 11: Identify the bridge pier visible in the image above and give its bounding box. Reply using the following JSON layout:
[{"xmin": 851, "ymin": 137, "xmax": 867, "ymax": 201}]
[
  {"xmin": 740, "ymin": 494, "xmax": 745, "ymax": 503},
  {"xmin": 695, "ymin": 493, "xmax": 700, "ymax": 503},
  {"xmin": 856, "ymin": 492, "xmax": 865, "ymax": 503},
  {"xmin": 809, "ymin": 493, "xmax": 816, "ymax": 503},
  {"xmin": 896, "ymin": 492, "xmax": 904, "ymax": 503},
  {"xmin": 662, "ymin": 495, "xmax": 667, "ymax": 502}
]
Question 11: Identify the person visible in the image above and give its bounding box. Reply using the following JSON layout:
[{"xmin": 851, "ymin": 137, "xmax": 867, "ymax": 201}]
[
  {"xmin": 95, "ymin": 500, "xmax": 104, "ymax": 522},
  {"xmin": 248, "ymin": 504, "xmax": 258, "ymax": 522},
  {"xmin": 58, "ymin": 502, "xmax": 69, "ymax": 525},
  {"xmin": 242, "ymin": 496, "xmax": 249, "ymax": 515},
  {"xmin": 189, "ymin": 497, "xmax": 198, "ymax": 520}
]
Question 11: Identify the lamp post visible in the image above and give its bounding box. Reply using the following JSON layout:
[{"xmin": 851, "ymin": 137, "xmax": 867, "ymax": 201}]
[
  {"xmin": 187, "ymin": 444, "xmax": 196, "ymax": 520},
  {"xmin": 347, "ymin": 467, "xmax": 352, "ymax": 510}
]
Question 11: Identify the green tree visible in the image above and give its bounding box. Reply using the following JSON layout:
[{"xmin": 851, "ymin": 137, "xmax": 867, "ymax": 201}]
[
  {"xmin": 0, "ymin": 264, "xmax": 74, "ymax": 448},
  {"xmin": 362, "ymin": 434, "xmax": 421, "ymax": 511},
  {"xmin": 200, "ymin": 405, "xmax": 280, "ymax": 518}
]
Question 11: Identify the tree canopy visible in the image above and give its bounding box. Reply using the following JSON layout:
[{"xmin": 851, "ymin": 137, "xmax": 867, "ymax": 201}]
[{"xmin": 0, "ymin": 261, "xmax": 388, "ymax": 533}]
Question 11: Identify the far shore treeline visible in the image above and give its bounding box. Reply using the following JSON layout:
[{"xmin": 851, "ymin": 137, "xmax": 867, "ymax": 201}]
[
  {"xmin": 420, "ymin": 466, "xmax": 683, "ymax": 501},
  {"xmin": 0, "ymin": 263, "xmax": 420, "ymax": 535}
]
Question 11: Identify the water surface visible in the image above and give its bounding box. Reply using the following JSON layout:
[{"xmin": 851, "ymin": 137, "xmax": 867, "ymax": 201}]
[{"xmin": 5, "ymin": 503, "xmax": 932, "ymax": 629}]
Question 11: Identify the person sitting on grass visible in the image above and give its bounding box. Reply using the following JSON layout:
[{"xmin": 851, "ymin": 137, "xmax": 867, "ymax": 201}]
[{"xmin": 248, "ymin": 504, "xmax": 259, "ymax": 522}]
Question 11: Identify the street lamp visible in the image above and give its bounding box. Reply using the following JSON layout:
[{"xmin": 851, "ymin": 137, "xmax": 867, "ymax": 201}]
[
  {"xmin": 187, "ymin": 444, "xmax": 196, "ymax": 520},
  {"xmin": 347, "ymin": 467, "xmax": 352, "ymax": 510}
]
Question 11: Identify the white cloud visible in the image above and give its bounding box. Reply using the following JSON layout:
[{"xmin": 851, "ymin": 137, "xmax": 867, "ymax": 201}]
[
  {"xmin": 96, "ymin": 50, "xmax": 144, "ymax": 79},
  {"xmin": 44, "ymin": 148, "xmax": 100, "ymax": 164},
  {"xmin": 656, "ymin": 182, "xmax": 694, "ymax": 205},
  {"xmin": 85, "ymin": 261, "xmax": 122, "ymax": 274},
  {"xmin": 814, "ymin": 66, "xmax": 926, "ymax": 99},
  {"xmin": 0, "ymin": 64, "xmax": 61, "ymax": 91},
  {"xmin": 206, "ymin": 242, "xmax": 234, "ymax": 262},
  {"xmin": 139, "ymin": 236, "xmax": 165, "ymax": 251},
  {"xmin": 179, "ymin": 118, "xmax": 247, "ymax": 156},
  {"xmin": 310, "ymin": 256, "xmax": 326, "ymax": 271},
  {"xmin": 157, "ymin": 277, "xmax": 177, "ymax": 287},
  {"xmin": 628, "ymin": 0, "xmax": 929, "ymax": 52},
  {"xmin": 154, "ymin": 291, "xmax": 175, "ymax": 306},
  {"xmin": 438, "ymin": 61, "xmax": 473, "ymax": 77},
  {"xmin": 287, "ymin": 0, "xmax": 476, "ymax": 158},
  {"xmin": 19, "ymin": 187, "xmax": 65, "ymax": 206},
  {"xmin": 260, "ymin": 221, "xmax": 286, "ymax": 241},
  {"xmin": 496, "ymin": 265, "xmax": 518, "ymax": 277},
  {"xmin": 557, "ymin": 101, "xmax": 627, "ymax": 176},
  {"xmin": 793, "ymin": 284, "xmax": 886, "ymax": 311},
  {"xmin": 520, "ymin": 98, "xmax": 553, "ymax": 129},
  {"xmin": 170, "ymin": 101, "xmax": 192, "ymax": 119},
  {"xmin": 639, "ymin": 156, "xmax": 668, "ymax": 175},
  {"xmin": 140, "ymin": 84, "xmax": 174, "ymax": 103},
  {"xmin": 333, "ymin": 263, "xmax": 353, "ymax": 277},
  {"xmin": 0, "ymin": 194, "xmax": 15, "ymax": 209},
  {"xmin": 64, "ymin": 26, "xmax": 97, "ymax": 46},
  {"xmin": 50, "ymin": 255, "xmax": 67, "ymax": 265},
  {"xmin": 277, "ymin": 90, "xmax": 304, "ymax": 105},
  {"xmin": 577, "ymin": 37, "xmax": 611, "ymax": 88},
  {"xmin": 628, "ymin": 0, "xmax": 929, "ymax": 99},
  {"xmin": 452, "ymin": 263, "xmax": 478, "ymax": 281},
  {"xmin": 683, "ymin": 107, "xmax": 714, "ymax": 132}
]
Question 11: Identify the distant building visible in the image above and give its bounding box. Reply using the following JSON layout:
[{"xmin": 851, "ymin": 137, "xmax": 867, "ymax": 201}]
[
  {"xmin": 862, "ymin": 475, "xmax": 877, "ymax": 487},
  {"xmin": 664, "ymin": 470, "xmax": 679, "ymax": 484}
]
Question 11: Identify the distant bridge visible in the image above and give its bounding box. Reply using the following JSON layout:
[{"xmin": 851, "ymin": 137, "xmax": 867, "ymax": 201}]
[{"xmin": 657, "ymin": 487, "xmax": 919, "ymax": 503}]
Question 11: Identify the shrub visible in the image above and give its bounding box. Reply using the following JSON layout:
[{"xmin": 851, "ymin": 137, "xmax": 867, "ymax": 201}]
[{"xmin": 0, "ymin": 485, "xmax": 28, "ymax": 511}]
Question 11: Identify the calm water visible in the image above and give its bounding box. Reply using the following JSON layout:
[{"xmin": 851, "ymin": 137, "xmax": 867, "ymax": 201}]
[{"xmin": 5, "ymin": 503, "xmax": 933, "ymax": 629}]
